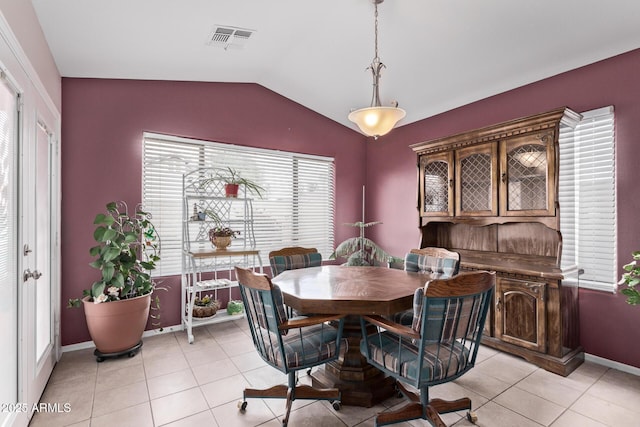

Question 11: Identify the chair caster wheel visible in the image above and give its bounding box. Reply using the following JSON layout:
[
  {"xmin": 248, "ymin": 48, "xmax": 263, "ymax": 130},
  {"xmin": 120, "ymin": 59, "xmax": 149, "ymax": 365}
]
[
  {"xmin": 467, "ymin": 410, "xmax": 478, "ymax": 423},
  {"xmin": 307, "ymin": 368, "xmax": 312, "ymax": 376},
  {"xmin": 96, "ymin": 356, "xmax": 105, "ymax": 363},
  {"xmin": 393, "ymin": 384, "xmax": 403, "ymax": 398},
  {"xmin": 332, "ymin": 400, "xmax": 341, "ymax": 411},
  {"xmin": 237, "ymin": 400, "xmax": 247, "ymax": 412}
]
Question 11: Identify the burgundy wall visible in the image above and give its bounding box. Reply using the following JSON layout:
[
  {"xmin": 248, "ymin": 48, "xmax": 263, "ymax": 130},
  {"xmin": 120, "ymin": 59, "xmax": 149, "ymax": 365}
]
[
  {"xmin": 366, "ymin": 48, "xmax": 640, "ymax": 368},
  {"xmin": 61, "ymin": 79, "xmax": 366, "ymax": 346},
  {"xmin": 62, "ymin": 51, "xmax": 640, "ymax": 368}
]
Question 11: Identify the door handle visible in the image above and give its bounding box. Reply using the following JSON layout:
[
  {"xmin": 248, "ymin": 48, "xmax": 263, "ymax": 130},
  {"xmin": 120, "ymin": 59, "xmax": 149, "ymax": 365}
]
[
  {"xmin": 495, "ymin": 297, "xmax": 502, "ymax": 312},
  {"xmin": 23, "ymin": 269, "xmax": 43, "ymax": 282}
]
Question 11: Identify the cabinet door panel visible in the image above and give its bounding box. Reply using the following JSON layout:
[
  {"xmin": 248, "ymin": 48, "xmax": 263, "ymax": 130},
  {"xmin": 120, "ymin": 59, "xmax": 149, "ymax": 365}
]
[
  {"xmin": 419, "ymin": 152, "xmax": 454, "ymax": 216},
  {"xmin": 500, "ymin": 133, "xmax": 555, "ymax": 216},
  {"xmin": 495, "ymin": 278, "xmax": 546, "ymax": 352},
  {"xmin": 455, "ymin": 143, "xmax": 498, "ymax": 216}
]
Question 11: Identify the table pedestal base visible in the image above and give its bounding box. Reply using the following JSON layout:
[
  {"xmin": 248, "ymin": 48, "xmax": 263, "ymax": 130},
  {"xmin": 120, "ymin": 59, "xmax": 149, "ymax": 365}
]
[{"xmin": 311, "ymin": 316, "xmax": 396, "ymax": 407}]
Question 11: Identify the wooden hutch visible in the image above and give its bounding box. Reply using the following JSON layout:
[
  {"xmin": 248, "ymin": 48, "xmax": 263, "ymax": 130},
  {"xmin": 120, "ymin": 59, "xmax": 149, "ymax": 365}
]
[{"xmin": 410, "ymin": 107, "xmax": 583, "ymax": 376}]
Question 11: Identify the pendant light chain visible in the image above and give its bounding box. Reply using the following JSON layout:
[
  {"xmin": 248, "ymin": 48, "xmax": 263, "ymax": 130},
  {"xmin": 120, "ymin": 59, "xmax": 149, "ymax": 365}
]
[
  {"xmin": 373, "ymin": 1, "xmax": 379, "ymax": 62},
  {"xmin": 347, "ymin": 0, "xmax": 406, "ymax": 138},
  {"xmin": 369, "ymin": 0, "xmax": 384, "ymax": 108}
]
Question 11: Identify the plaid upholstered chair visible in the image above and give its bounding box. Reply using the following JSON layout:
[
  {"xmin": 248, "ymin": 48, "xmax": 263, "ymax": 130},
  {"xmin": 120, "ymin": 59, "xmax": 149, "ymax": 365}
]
[
  {"xmin": 235, "ymin": 267, "xmax": 345, "ymax": 426},
  {"xmin": 392, "ymin": 248, "xmax": 461, "ymax": 325},
  {"xmin": 269, "ymin": 246, "xmax": 322, "ymax": 277},
  {"xmin": 404, "ymin": 248, "xmax": 460, "ymax": 275},
  {"xmin": 360, "ymin": 271, "xmax": 495, "ymax": 426}
]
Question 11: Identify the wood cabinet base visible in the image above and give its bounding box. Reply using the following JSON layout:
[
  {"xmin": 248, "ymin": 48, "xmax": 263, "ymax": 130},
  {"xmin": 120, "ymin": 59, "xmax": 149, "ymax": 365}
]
[{"xmin": 482, "ymin": 336, "xmax": 584, "ymax": 376}]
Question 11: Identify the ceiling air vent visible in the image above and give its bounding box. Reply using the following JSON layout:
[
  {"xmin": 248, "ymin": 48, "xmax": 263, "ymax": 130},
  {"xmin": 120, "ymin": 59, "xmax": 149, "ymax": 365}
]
[{"xmin": 207, "ymin": 26, "xmax": 255, "ymax": 50}]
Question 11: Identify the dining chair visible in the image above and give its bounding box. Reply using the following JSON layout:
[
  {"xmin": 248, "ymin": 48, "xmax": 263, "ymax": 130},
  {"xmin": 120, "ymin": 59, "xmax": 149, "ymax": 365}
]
[
  {"xmin": 269, "ymin": 246, "xmax": 322, "ymax": 322},
  {"xmin": 405, "ymin": 247, "xmax": 460, "ymax": 275},
  {"xmin": 392, "ymin": 247, "xmax": 461, "ymax": 325},
  {"xmin": 234, "ymin": 266, "xmax": 346, "ymax": 426},
  {"xmin": 268, "ymin": 246, "xmax": 322, "ymax": 277},
  {"xmin": 360, "ymin": 271, "xmax": 495, "ymax": 426}
]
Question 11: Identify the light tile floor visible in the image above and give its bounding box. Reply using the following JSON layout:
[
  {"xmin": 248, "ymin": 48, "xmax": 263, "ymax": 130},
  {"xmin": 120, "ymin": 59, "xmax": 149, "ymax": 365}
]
[{"xmin": 30, "ymin": 320, "xmax": 640, "ymax": 427}]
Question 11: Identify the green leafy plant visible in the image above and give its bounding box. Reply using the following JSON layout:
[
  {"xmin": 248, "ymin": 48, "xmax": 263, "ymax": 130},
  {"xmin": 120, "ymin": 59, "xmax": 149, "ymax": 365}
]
[
  {"xmin": 619, "ymin": 250, "xmax": 640, "ymax": 306},
  {"xmin": 203, "ymin": 209, "xmax": 241, "ymax": 240},
  {"xmin": 68, "ymin": 201, "xmax": 161, "ymax": 306},
  {"xmin": 214, "ymin": 166, "xmax": 265, "ymax": 197},
  {"xmin": 208, "ymin": 226, "xmax": 241, "ymax": 239},
  {"xmin": 330, "ymin": 221, "xmax": 401, "ymax": 266},
  {"xmin": 194, "ymin": 294, "xmax": 219, "ymax": 308}
]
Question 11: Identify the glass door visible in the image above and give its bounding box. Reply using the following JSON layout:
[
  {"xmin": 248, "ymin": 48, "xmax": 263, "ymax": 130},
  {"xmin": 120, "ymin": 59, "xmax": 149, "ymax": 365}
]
[
  {"xmin": 455, "ymin": 143, "xmax": 499, "ymax": 216},
  {"xmin": 500, "ymin": 134, "xmax": 555, "ymax": 216},
  {"xmin": 28, "ymin": 119, "xmax": 56, "ymax": 403}
]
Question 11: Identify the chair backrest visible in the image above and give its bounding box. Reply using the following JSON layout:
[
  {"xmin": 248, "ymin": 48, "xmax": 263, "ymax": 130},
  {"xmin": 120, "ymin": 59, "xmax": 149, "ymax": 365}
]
[
  {"xmin": 235, "ymin": 267, "xmax": 289, "ymax": 366},
  {"xmin": 236, "ymin": 266, "xmax": 344, "ymax": 375},
  {"xmin": 411, "ymin": 271, "xmax": 495, "ymax": 384},
  {"xmin": 269, "ymin": 246, "xmax": 322, "ymax": 276},
  {"xmin": 404, "ymin": 247, "xmax": 460, "ymax": 277}
]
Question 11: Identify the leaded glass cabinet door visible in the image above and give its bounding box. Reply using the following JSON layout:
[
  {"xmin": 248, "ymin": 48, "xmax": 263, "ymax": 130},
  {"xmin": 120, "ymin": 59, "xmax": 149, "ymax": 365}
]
[
  {"xmin": 455, "ymin": 143, "xmax": 498, "ymax": 216},
  {"xmin": 500, "ymin": 133, "xmax": 555, "ymax": 216},
  {"xmin": 419, "ymin": 152, "xmax": 454, "ymax": 216}
]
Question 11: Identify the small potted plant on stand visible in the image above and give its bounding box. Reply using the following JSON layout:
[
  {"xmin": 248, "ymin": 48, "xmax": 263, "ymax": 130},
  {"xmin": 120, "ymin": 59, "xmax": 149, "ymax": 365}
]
[
  {"xmin": 192, "ymin": 294, "xmax": 220, "ymax": 318},
  {"xmin": 208, "ymin": 226, "xmax": 240, "ymax": 250},
  {"xmin": 68, "ymin": 201, "xmax": 161, "ymax": 361},
  {"xmin": 215, "ymin": 166, "xmax": 264, "ymax": 198}
]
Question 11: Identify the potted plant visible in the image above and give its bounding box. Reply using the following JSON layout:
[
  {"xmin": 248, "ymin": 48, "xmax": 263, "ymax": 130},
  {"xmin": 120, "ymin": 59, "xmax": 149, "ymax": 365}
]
[
  {"xmin": 192, "ymin": 294, "xmax": 220, "ymax": 318},
  {"xmin": 208, "ymin": 226, "xmax": 240, "ymax": 250},
  {"xmin": 214, "ymin": 166, "xmax": 265, "ymax": 198},
  {"xmin": 619, "ymin": 250, "xmax": 640, "ymax": 306},
  {"xmin": 68, "ymin": 201, "xmax": 161, "ymax": 360},
  {"xmin": 330, "ymin": 220, "xmax": 401, "ymax": 266}
]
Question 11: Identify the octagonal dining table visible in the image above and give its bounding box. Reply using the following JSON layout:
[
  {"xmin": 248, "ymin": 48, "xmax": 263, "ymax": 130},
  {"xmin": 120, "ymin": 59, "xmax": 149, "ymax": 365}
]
[{"xmin": 271, "ymin": 265, "xmax": 435, "ymax": 407}]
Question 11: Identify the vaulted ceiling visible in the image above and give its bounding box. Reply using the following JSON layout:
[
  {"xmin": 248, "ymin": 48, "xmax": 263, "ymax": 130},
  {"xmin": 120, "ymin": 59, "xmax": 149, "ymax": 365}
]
[{"xmin": 32, "ymin": 0, "xmax": 640, "ymax": 133}]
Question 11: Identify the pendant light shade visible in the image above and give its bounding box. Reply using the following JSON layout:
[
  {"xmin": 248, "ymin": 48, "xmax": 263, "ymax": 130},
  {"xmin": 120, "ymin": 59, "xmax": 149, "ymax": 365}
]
[
  {"xmin": 348, "ymin": 0, "xmax": 405, "ymax": 139},
  {"xmin": 348, "ymin": 106, "xmax": 406, "ymax": 138}
]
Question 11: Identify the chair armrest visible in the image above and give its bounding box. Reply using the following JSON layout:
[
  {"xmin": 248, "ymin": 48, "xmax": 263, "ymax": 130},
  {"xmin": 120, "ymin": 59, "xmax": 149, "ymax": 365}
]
[
  {"xmin": 362, "ymin": 315, "xmax": 421, "ymax": 341},
  {"xmin": 279, "ymin": 314, "xmax": 343, "ymax": 331}
]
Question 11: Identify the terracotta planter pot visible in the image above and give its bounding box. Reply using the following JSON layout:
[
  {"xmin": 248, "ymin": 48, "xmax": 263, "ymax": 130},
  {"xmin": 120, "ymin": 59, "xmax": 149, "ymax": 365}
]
[
  {"xmin": 82, "ymin": 293, "xmax": 151, "ymax": 354},
  {"xmin": 225, "ymin": 183, "xmax": 239, "ymax": 198}
]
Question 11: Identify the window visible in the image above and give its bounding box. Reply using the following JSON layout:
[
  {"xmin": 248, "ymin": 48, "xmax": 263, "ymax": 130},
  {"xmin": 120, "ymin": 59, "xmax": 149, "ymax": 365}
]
[
  {"xmin": 142, "ymin": 133, "xmax": 335, "ymax": 277},
  {"xmin": 559, "ymin": 106, "xmax": 616, "ymax": 291}
]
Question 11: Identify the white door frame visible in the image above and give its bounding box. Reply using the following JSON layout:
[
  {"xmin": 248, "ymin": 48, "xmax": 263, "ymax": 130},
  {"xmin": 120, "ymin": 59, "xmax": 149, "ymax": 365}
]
[{"xmin": 0, "ymin": 11, "xmax": 61, "ymax": 427}]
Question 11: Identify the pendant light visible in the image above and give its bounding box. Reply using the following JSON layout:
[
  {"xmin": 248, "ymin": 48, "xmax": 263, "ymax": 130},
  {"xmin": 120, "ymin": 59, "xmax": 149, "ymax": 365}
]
[{"xmin": 348, "ymin": 0, "xmax": 405, "ymax": 139}]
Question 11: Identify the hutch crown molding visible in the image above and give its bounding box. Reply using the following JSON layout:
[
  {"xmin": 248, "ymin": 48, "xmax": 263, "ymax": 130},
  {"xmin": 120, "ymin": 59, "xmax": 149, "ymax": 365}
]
[{"xmin": 410, "ymin": 107, "xmax": 583, "ymax": 376}]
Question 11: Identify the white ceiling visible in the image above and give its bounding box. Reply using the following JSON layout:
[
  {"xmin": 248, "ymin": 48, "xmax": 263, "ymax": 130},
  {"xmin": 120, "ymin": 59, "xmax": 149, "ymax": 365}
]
[{"xmin": 31, "ymin": 0, "xmax": 640, "ymax": 132}]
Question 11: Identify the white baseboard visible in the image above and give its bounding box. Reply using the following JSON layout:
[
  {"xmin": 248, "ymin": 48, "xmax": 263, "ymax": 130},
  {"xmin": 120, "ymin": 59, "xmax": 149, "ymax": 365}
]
[
  {"xmin": 585, "ymin": 353, "xmax": 640, "ymax": 377},
  {"xmin": 60, "ymin": 323, "xmax": 183, "ymax": 353},
  {"xmin": 58, "ymin": 331, "xmax": 639, "ymax": 378}
]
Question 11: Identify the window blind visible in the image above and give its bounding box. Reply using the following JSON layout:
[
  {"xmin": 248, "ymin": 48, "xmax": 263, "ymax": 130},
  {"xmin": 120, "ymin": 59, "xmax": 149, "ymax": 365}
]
[
  {"xmin": 142, "ymin": 133, "xmax": 335, "ymax": 277},
  {"xmin": 559, "ymin": 106, "xmax": 616, "ymax": 291}
]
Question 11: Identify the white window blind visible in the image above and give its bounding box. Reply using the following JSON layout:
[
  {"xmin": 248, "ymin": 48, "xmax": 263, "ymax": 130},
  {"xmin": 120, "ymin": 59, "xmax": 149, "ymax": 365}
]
[
  {"xmin": 142, "ymin": 133, "xmax": 335, "ymax": 277},
  {"xmin": 559, "ymin": 106, "xmax": 616, "ymax": 291}
]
